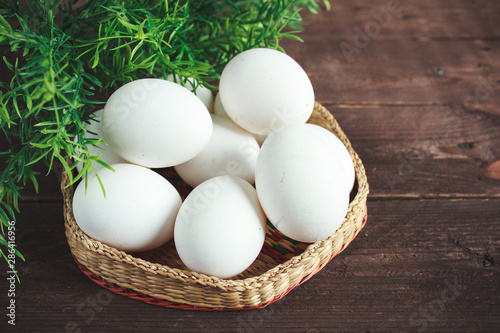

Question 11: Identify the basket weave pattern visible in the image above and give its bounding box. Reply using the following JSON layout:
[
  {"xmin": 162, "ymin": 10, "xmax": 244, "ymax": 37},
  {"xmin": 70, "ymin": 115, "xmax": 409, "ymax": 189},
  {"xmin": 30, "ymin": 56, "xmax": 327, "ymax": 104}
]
[{"xmin": 62, "ymin": 102, "xmax": 369, "ymax": 310}]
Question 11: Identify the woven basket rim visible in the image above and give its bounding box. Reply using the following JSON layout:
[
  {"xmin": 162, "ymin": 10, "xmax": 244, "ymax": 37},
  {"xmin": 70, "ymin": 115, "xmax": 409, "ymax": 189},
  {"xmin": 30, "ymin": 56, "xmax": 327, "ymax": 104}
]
[{"xmin": 62, "ymin": 102, "xmax": 369, "ymax": 291}]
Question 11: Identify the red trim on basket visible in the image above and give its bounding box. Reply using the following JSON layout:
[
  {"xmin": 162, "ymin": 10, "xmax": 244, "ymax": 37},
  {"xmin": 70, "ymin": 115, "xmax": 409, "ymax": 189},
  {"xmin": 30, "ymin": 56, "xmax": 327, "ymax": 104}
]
[{"xmin": 75, "ymin": 212, "xmax": 367, "ymax": 311}]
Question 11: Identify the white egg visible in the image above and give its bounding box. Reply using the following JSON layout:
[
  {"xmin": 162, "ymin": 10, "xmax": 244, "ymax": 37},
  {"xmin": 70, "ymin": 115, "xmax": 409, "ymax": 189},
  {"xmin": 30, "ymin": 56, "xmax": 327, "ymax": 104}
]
[
  {"xmin": 75, "ymin": 109, "xmax": 127, "ymax": 173},
  {"xmin": 174, "ymin": 114, "xmax": 260, "ymax": 188},
  {"xmin": 167, "ymin": 74, "xmax": 214, "ymax": 111},
  {"xmin": 214, "ymin": 92, "xmax": 267, "ymax": 146},
  {"xmin": 255, "ymin": 124, "xmax": 350, "ymax": 243},
  {"xmin": 303, "ymin": 124, "xmax": 355, "ymax": 192},
  {"xmin": 72, "ymin": 163, "xmax": 182, "ymax": 252},
  {"xmin": 102, "ymin": 79, "xmax": 212, "ymax": 168},
  {"xmin": 174, "ymin": 176, "xmax": 266, "ymax": 279},
  {"xmin": 213, "ymin": 92, "xmax": 228, "ymax": 117},
  {"xmin": 219, "ymin": 48, "xmax": 315, "ymax": 136}
]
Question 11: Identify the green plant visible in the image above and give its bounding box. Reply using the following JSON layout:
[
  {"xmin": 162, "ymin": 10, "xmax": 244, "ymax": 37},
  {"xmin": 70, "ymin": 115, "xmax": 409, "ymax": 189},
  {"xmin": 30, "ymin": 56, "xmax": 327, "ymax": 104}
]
[{"xmin": 0, "ymin": 0, "xmax": 330, "ymax": 279}]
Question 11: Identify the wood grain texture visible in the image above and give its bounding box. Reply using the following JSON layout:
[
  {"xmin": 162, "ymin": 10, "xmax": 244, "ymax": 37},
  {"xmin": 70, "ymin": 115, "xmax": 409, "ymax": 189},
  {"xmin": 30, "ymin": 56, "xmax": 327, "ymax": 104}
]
[
  {"xmin": 327, "ymin": 104, "xmax": 500, "ymax": 198},
  {"xmin": 281, "ymin": 0, "xmax": 500, "ymax": 108},
  {"xmin": 283, "ymin": 38, "xmax": 500, "ymax": 107},
  {"xmin": 1, "ymin": 0, "xmax": 500, "ymax": 332},
  {"xmin": 303, "ymin": 0, "xmax": 500, "ymax": 39}
]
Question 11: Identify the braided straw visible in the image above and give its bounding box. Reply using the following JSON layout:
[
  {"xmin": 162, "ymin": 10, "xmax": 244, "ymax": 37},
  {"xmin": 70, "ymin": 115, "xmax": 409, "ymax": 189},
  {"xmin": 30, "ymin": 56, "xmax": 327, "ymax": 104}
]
[{"xmin": 62, "ymin": 102, "xmax": 369, "ymax": 310}]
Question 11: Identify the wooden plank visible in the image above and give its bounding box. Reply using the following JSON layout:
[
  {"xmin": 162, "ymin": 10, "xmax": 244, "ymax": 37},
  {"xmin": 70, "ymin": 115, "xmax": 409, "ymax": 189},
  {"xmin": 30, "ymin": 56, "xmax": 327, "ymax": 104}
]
[
  {"xmin": 325, "ymin": 104, "xmax": 500, "ymax": 199},
  {"xmin": 2, "ymin": 4, "xmax": 498, "ymax": 107},
  {"xmin": 279, "ymin": 1, "xmax": 500, "ymax": 106},
  {"xmin": 302, "ymin": 0, "xmax": 500, "ymax": 39},
  {"xmin": 4, "ymin": 103, "xmax": 500, "ymax": 201},
  {"xmin": 6, "ymin": 199, "xmax": 499, "ymax": 332},
  {"xmin": 282, "ymin": 38, "xmax": 500, "ymax": 107}
]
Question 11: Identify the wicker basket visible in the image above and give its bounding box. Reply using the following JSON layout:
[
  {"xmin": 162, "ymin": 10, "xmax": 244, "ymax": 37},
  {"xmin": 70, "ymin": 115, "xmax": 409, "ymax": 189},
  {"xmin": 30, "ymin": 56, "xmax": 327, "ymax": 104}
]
[{"xmin": 62, "ymin": 102, "xmax": 369, "ymax": 310}]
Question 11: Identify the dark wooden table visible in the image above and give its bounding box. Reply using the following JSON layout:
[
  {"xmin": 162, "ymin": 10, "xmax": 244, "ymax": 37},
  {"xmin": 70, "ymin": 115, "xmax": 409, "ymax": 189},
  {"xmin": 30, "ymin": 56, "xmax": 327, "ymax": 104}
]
[{"xmin": 2, "ymin": 0, "xmax": 500, "ymax": 332}]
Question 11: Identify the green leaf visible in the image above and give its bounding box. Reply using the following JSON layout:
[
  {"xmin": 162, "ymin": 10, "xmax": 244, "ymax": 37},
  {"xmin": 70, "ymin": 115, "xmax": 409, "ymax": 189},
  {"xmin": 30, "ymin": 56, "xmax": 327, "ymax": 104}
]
[
  {"xmin": 92, "ymin": 47, "xmax": 100, "ymax": 68},
  {"xmin": 0, "ymin": 14, "xmax": 12, "ymax": 42},
  {"xmin": 94, "ymin": 159, "xmax": 114, "ymax": 171}
]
